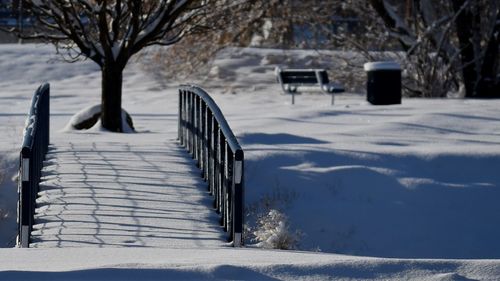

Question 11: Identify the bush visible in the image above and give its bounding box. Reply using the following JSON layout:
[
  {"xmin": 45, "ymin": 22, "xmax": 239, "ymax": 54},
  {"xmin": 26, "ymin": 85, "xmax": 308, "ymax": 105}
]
[{"xmin": 252, "ymin": 209, "xmax": 302, "ymax": 250}]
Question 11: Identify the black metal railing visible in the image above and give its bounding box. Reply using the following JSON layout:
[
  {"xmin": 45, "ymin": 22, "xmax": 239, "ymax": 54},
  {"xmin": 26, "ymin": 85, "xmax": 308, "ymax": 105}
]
[
  {"xmin": 178, "ymin": 85, "xmax": 244, "ymax": 247},
  {"xmin": 17, "ymin": 83, "xmax": 50, "ymax": 248}
]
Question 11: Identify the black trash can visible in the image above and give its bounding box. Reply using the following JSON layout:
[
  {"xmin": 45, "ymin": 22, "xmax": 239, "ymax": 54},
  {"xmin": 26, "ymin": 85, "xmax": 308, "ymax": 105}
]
[{"xmin": 364, "ymin": 61, "xmax": 401, "ymax": 105}]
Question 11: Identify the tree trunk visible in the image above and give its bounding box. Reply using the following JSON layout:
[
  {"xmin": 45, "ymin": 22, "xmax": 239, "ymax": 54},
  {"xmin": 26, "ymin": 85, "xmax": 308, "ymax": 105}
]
[
  {"xmin": 452, "ymin": 0, "xmax": 481, "ymax": 97},
  {"xmin": 101, "ymin": 63, "xmax": 123, "ymax": 132},
  {"xmin": 452, "ymin": 0, "xmax": 499, "ymax": 98},
  {"xmin": 476, "ymin": 10, "xmax": 500, "ymax": 98}
]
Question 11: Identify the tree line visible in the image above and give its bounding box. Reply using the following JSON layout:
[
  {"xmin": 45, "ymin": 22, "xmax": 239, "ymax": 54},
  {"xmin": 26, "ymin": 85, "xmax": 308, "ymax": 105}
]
[{"xmin": 3, "ymin": 0, "xmax": 498, "ymax": 132}]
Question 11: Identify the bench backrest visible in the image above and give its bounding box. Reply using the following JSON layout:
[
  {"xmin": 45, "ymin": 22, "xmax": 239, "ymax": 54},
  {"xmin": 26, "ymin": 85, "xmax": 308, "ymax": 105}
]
[
  {"xmin": 275, "ymin": 67, "xmax": 341, "ymax": 105},
  {"xmin": 316, "ymin": 71, "xmax": 330, "ymax": 84},
  {"xmin": 277, "ymin": 69, "xmax": 330, "ymax": 85}
]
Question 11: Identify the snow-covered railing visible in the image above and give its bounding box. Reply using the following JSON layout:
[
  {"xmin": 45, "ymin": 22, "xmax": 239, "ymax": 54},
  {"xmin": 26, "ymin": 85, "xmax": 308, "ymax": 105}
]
[
  {"xmin": 178, "ymin": 85, "xmax": 244, "ymax": 247},
  {"xmin": 17, "ymin": 83, "xmax": 50, "ymax": 248}
]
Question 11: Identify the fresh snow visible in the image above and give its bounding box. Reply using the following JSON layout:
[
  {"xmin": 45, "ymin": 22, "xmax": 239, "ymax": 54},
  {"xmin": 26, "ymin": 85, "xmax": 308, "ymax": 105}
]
[
  {"xmin": 206, "ymin": 47, "xmax": 500, "ymax": 259},
  {"xmin": 32, "ymin": 140, "xmax": 225, "ymax": 248},
  {"xmin": 64, "ymin": 104, "xmax": 135, "ymax": 133},
  {"xmin": 0, "ymin": 44, "xmax": 499, "ymax": 279},
  {"xmin": 64, "ymin": 104, "xmax": 101, "ymax": 131},
  {"xmin": 1, "ymin": 248, "xmax": 500, "ymax": 280}
]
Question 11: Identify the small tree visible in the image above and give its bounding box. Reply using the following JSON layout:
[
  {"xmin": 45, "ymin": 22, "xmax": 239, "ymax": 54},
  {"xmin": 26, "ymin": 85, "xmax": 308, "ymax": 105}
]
[
  {"xmin": 253, "ymin": 209, "xmax": 301, "ymax": 250},
  {"xmin": 23, "ymin": 0, "xmax": 211, "ymax": 132}
]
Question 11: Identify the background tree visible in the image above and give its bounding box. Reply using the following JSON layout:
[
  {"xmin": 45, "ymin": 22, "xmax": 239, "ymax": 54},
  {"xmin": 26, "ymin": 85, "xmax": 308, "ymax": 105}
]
[
  {"xmin": 102, "ymin": 0, "xmax": 498, "ymax": 99},
  {"xmin": 154, "ymin": 0, "xmax": 375, "ymax": 92},
  {"xmin": 286, "ymin": 0, "xmax": 499, "ymax": 98},
  {"xmin": 22, "ymin": 0, "xmax": 213, "ymax": 132},
  {"xmin": 346, "ymin": 0, "xmax": 499, "ymax": 97},
  {"xmin": 153, "ymin": 0, "xmax": 294, "ymax": 80}
]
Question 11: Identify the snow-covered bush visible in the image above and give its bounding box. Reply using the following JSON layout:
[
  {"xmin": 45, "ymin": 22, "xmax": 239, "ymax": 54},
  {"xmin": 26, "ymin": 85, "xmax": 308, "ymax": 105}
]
[{"xmin": 252, "ymin": 209, "xmax": 302, "ymax": 250}]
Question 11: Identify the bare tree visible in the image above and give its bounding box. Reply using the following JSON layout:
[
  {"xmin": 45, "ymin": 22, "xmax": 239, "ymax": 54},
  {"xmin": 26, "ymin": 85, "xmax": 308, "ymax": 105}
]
[
  {"xmin": 153, "ymin": 0, "xmax": 296, "ymax": 80},
  {"xmin": 449, "ymin": 0, "xmax": 499, "ymax": 97},
  {"xmin": 364, "ymin": 0, "xmax": 499, "ymax": 98},
  {"xmin": 290, "ymin": 0, "xmax": 498, "ymax": 98},
  {"xmin": 21, "ymin": 0, "xmax": 211, "ymax": 132}
]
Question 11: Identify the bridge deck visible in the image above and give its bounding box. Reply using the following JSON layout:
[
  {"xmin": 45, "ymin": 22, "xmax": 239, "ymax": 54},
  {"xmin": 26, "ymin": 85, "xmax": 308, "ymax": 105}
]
[{"xmin": 31, "ymin": 123, "xmax": 226, "ymax": 248}]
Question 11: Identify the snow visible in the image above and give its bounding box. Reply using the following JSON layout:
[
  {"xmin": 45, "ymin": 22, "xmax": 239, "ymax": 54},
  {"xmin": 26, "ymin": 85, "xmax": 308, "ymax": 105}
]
[
  {"xmin": 0, "ymin": 44, "xmax": 499, "ymax": 279},
  {"xmin": 32, "ymin": 139, "xmax": 225, "ymax": 248},
  {"xmin": 363, "ymin": 61, "xmax": 401, "ymax": 71},
  {"xmin": 64, "ymin": 104, "xmax": 101, "ymax": 131},
  {"xmin": 64, "ymin": 104, "xmax": 135, "ymax": 133},
  {"xmin": 1, "ymin": 248, "xmax": 500, "ymax": 280}
]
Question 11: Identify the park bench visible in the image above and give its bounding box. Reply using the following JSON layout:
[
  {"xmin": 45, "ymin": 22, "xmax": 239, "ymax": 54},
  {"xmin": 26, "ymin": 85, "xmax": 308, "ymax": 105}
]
[{"xmin": 275, "ymin": 67, "xmax": 345, "ymax": 105}]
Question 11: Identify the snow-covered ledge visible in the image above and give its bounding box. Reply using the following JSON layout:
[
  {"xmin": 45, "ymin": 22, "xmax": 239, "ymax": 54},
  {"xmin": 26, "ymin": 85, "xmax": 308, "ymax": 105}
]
[{"xmin": 364, "ymin": 61, "xmax": 401, "ymax": 71}]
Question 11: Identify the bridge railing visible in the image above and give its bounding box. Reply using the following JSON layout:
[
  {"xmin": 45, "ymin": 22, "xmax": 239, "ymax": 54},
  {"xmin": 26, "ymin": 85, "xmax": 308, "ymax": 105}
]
[
  {"xmin": 178, "ymin": 85, "xmax": 244, "ymax": 247},
  {"xmin": 17, "ymin": 83, "xmax": 50, "ymax": 248}
]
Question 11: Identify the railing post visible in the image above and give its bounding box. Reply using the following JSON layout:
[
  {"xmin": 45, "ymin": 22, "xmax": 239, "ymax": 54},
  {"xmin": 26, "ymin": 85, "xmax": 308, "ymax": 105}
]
[
  {"xmin": 215, "ymin": 125, "xmax": 221, "ymax": 211},
  {"xmin": 44, "ymin": 84, "xmax": 50, "ymax": 153},
  {"xmin": 232, "ymin": 150, "xmax": 244, "ymax": 247},
  {"xmin": 187, "ymin": 92, "xmax": 192, "ymax": 154},
  {"xmin": 200, "ymin": 101, "xmax": 206, "ymax": 179},
  {"xmin": 209, "ymin": 116, "xmax": 216, "ymax": 194},
  {"xmin": 193, "ymin": 96, "xmax": 199, "ymax": 163},
  {"xmin": 190, "ymin": 92, "xmax": 195, "ymax": 155},
  {"xmin": 190, "ymin": 94, "xmax": 195, "ymax": 157},
  {"xmin": 225, "ymin": 147, "xmax": 234, "ymax": 233},
  {"xmin": 185, "ymin": 92, "xmax": 189, "ymax": 148},
  {"xmin": 219, "ymin": 132, "xmax": 226, "ymax": 218},
  {"xmin": 197, "ymin": 96, "xmax": 202, "ymax": 167},
  {"xmin": 183, "ymin": 91, "xmax": 188, "ymax": 146},
  {"xmin": 19, "ymin": 154, "xmax": 31, "ymax": 248},
  {"xmin": 186, "ymin": 92, "xmax": 191, "ymax": 152},
  {"xmin": 197, "ymin": 96, "xmax": 201, "ymax": 167},
  {"xmin": 178, "ymin": 89, "xmax": 182, "ymax": 143},
  {"xmin": 221, "ymin": 141, "xmax": 228, "ymax": 229}
]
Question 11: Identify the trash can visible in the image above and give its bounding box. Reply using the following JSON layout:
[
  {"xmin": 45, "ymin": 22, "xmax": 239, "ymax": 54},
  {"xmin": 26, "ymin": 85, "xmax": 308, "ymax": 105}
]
[{"xmin": 364, "ymin": 61, "xmax": 401, "ymax": 105}]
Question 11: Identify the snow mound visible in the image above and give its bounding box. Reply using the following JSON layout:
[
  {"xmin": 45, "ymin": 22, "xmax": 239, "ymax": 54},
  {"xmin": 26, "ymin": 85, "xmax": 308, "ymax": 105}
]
[{"xmin": 64, "ymin": 104, "xmax": 135, "ymax": 133}]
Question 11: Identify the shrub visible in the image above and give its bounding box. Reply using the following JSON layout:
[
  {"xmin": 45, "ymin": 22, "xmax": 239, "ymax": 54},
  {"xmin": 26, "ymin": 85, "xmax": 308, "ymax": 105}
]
[{"xmin": 252, "ymin": 209, "xmax": 302, "ymax": 250}]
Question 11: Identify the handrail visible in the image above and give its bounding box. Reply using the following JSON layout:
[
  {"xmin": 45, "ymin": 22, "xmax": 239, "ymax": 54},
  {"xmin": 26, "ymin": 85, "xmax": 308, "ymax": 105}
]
[
  {"xmin": 178, "ymin": 85, "xmax": 244, "ymax": 247},
  {"xmin": 17, "ymin": 83, "xmax": 50, "ymax": 248}
]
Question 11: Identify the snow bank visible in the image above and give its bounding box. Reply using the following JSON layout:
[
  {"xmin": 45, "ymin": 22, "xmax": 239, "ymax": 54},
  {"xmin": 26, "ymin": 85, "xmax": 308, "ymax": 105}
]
[
  {"xmin": 64, "ymin": 104, "xmax": 135, "ymax": 133},
  {"xmin": 63, "ymin": 104, "xmax": 101, "ymax": 131},
  {"xmin": 223, "ymin": 96, "xmax": 500, "ymax": 258},
  {"xmin": 1, "ymin": 248, "xmax": 500, "ymax": 280}
]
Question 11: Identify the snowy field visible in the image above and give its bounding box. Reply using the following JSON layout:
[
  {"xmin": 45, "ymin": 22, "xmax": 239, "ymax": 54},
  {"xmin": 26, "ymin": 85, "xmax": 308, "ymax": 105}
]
[{"xmin": 0, "ymin": 44, "xmax": 499, "ymax": 280}]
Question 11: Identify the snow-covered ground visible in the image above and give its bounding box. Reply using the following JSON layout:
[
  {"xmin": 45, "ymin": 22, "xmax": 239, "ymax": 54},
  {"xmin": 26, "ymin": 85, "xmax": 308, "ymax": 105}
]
[
  {"xmin": 203, "ymin": 47, "xmax": 500, "ymax": 259},
  {"xmin": 0, "ymin": 44, "xmax": 499, "ymax": 280},
  {"xmin": 2, "ymin": 248, "xmax": 500, "ymax": 280}
]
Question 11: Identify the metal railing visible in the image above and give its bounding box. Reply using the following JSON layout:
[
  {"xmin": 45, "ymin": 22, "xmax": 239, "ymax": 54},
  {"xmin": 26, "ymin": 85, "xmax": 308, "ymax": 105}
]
[
  {"xmin": 17, "ymin": 83, "xmax": 50, "ymax": 248},
  {"xmin": 178, "ymin": 85, "xmax": 244, "ymax": 247}
]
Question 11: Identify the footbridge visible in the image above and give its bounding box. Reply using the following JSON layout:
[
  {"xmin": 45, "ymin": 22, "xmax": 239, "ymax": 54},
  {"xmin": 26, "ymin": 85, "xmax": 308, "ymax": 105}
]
[{"xmin": 17, "ymin": 84, "xmax": 244, "ymax": 248}]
